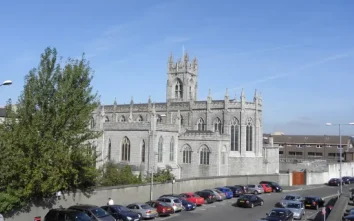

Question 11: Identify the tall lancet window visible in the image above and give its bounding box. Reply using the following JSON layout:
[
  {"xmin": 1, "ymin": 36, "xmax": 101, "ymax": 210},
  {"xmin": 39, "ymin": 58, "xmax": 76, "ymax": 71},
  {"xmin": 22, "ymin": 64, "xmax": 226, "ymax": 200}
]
[
  {"xmin": 246, "ymin": 118, "xmax": 253, "ymax": 151},
  {"xmin": 158, "ymin": 136, "xmax": 163, "ymax": 162},
  {"xmin": 175, "ymin": 79, "xmax": 183, "ymax": 99},
  {"xmin": 214, "ymin": 117, "xmax": 222, "ymax": 133},
  {"xmin": 231, "ymin": 118, "xmax": 240, "ymax": 151},
  {"xmin": 121, "ymin": 136, "xmax": 131, "ymax": 161},
  {"xmin": 169, "ymin": 137, "xmax": 175, "ymax": 161},
  {"xmin": 197, "ymin": 118, "xmax": 205, "ymax": 131},
  {"xmin": 108, "ymin": 139, "xmax": 112, "ymax": 161}
]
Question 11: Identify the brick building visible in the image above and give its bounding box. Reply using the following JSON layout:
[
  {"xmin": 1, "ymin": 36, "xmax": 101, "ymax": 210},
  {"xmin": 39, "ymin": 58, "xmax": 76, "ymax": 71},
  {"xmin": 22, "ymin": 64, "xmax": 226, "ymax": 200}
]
[
  {"xmin": 91, "ymin": 52, "xmax": 279, "ymax": 179},
  {"xmin": 264, "ymin": 133, "xmax": 353, "ymax": 162}
]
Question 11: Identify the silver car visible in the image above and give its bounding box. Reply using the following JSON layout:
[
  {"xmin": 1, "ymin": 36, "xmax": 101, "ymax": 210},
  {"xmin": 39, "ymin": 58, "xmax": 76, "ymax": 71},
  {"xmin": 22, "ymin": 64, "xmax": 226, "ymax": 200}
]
[
  {"xmin": 246, "ymin": 184, "xmax": 264, "ymax": 194},
  {"xmin": 283, "ymin": 201, "xmax": 305, "ymax": 220},
  {"xmin": 279, "ymin": 194, "xmax": 303, "ymax": 207},
  {"xmin": 203, "ymin": 189, "xmax": 225, "ymax": 201},
  {"xmin": 157, "ymin": 197, "xmax": 183, "ymax": 212},
  {"xmin": 126, "ymin": 203, "xmax": 158, "ymax": 219}
]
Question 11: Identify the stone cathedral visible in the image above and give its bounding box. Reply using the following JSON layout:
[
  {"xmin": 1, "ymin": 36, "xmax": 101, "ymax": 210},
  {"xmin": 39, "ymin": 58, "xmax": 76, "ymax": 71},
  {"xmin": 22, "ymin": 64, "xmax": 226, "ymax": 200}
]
[{"xmin": 90, "ymin": 52, "xmax": 279, "ymax": 179}]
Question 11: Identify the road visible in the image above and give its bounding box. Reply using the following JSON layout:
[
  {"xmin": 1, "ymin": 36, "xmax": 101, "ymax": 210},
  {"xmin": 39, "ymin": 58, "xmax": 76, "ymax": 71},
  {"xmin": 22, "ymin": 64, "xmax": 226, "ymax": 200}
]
[{"xmin": 154, "ymin": 185, "xmax": 351, "ymax": 221}]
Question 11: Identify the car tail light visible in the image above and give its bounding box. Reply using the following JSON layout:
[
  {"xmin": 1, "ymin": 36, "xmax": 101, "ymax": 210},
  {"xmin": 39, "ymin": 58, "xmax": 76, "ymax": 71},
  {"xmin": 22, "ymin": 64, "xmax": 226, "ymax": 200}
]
[
  {"xmin": 312, "ymin": 202, "xmax": 316, "ymax": 205},
  {"xmin": 246, "ymin": 201, "xmax": 249, "ymax": 204},
  {"xmin": 146, "ymin": 210, "xmax": 151, "ymax": 214},
  {"xmin": 162, "ymin": 208, "xmax": 166, "ymax": 213},
  {"xmin": 208, "ymin": 195, "xmax": 211, "ymax": 198}
]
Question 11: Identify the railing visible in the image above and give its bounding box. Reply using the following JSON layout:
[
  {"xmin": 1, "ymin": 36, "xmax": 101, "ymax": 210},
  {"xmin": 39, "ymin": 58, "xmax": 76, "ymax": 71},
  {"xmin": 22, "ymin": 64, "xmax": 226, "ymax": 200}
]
[{"xmin": 326, "ymin": 194, "xmax": 349, "ymax": 221}]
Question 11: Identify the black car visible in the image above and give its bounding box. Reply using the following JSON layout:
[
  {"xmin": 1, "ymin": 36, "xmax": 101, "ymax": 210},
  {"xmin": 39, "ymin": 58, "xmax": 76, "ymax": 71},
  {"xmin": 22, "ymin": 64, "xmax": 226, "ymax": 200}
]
[
  {"xmin": 328, "ymin": 178, "xmax": 343, "ymax": 186},
  {"xmin": 343, "ymin": 176, "xmax": 354, "ymax": 184},
  {"xmin": 303, "ymin": 196, "xmax": 325, "ymax": 209},
  {"xmin": 69, "ymin": 204, "xmax": 116, "ymax": 221},
  {"xmin": 236, "ymin": 194, "xmax": 264, "ymax": 208},
  {"xmin": 44, "ymin": 208, "xmax": 91, "ymax": 221},
  {"xmin": 266, "ymin": 208, "xmax": 293, "ymax": 221},
  {"xmin": 234, "ymin": 185, "xmax": 248, "ymax": 194},
  {"xmin": 259, "ymin": 181, "xmax": 283, "ymax": 192},
  {"xmin": 195, "ymin": 191, "xmax": 216, "ymax": 203},
  {"xmin": 101, "ymin": 205, "xmax": 141, "ymax": 221},
  {"xmin": 226, "ymin": 185, "xmax": 244, "ymax": 197}
]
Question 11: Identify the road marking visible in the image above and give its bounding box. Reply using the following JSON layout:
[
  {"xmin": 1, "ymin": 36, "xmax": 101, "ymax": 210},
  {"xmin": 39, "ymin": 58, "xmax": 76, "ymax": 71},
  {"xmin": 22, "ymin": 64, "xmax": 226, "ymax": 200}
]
[{"xmin": 158, "ymin": 213, "xmax": 180, "ymax": 220}]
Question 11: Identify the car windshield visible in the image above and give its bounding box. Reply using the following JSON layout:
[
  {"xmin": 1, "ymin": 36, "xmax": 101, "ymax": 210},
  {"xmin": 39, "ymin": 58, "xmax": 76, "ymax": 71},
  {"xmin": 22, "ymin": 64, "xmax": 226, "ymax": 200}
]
[
  {"xmin": 271, "ymin": 182, "xmax": 279, "ymax": 186},
  {"xmin": 141, "ymin": 204, "xmax": 151, "ymax": 209},
  {"xmin": 239, "ymin": 195, "xmax": 251, "ymax": 200},
  {"xmin": 90, "ymin": 208, "xmax": 110, "ymax": 218},
  {"xmin": 269, "ymin": 210, "xmax": 285, "ymax": 217},
  {"xmin": 286, "ymin": 203, "xmax": 301, "ymax": 209},
  {"xmin": 283, "ymin": 195, "xmax": 296, "ymax": 200},
  {"xmin": 248, "ymin": 185, "xmax": 255, "ymax": 188},
  {"xmin": 117, "ymin": 206, "xmax": 131, "ymax": 212},
  {"xmin": 214, "ymin": 189, "xmax": 222, "ymax": 193},
  {"xmin": 305, "ymin": 197, "xmax": 315, "ymax": 201},
  {"xmin": 158, "ymin": 202, "xmax": 169, "ymax": 207},
  {"xmin": 173, "ymin": 199, "xmax": 181, "ymax": 203},
  {"xmin": 68, "ymin": 212, "xmax": 91, "ymax": 221},
  {"xmin": 192, "ymin": 194, "xmax": 200, "ymax": 197}
]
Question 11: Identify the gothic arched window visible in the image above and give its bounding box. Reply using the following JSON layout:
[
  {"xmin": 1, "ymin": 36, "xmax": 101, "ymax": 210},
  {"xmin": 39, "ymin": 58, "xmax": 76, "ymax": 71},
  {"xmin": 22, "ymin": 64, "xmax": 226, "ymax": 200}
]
[
  {"xmin": 175, "ymin": 79, "xmax": 183, "ymax": 99},
  {"xmin": 141, "ymin": 140, "xmax": 146, "ymax": 163},
  {"xmin": 119, "ymin": 115, "xmax": 126, "ymax": 122},
  {"xmin": 231, "ymin": 118, "xmax": 240, "ymax": 151},
  {"xmin": 137, "ymin": 115, "xmax": 143, "ymax": 122},
  {"xmin": 158, "ymin": 136, "xmax": 163, "ymax": 162},
  {"xmin": 200, "ymin": 146, "xmax": 210, "ymax": 165},
  {"xmin": 246, "ymin": 118, "xmax": 253, "ymax": 151},
  {"xmin": 180, "ymin": 115, "xmax": 184, "ymax": 126},
  {"xmin": 182, "ymin": 145, "xmax": 192, "ymax": 164},
  {"xmin": 90, "ymin": 117, "xmax": 95, "ymax": 128},
  {"xmin": 157, "ymin": 115, "xmax": 162, "ymax": 123},
  {"xmin": 121, "ymin": 136, "xmax": 131, "ymax": 161},
  {"xmin": 108, "ymin": 139, "xmax": 112, "ymax": 161},
  {"xmin": 214, "ymin": 117, "xmax": 222, "ymax": 133},
  {"xmin": 170, "ymin": 137, "xmax": 175, "ymax": 161},
  {"xmin": 105, "ymin": 116, "xmax": 109, "ymax": 122},
  {"xmin": 197, "ymin": 118, "xmax": 205, "ymax": 131}
]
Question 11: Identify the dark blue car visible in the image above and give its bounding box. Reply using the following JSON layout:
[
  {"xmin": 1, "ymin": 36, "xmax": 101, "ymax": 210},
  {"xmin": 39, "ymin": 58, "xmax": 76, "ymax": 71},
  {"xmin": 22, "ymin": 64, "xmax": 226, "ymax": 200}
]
[
  {"xmin": 215, "ymin": 187, "xmax": 234, "ymax": 199},
  {"xmin": 101, "ymin": 205, "xmax": 141, "ymax": 221},
  {"xmin": 180, "ymin": 198, "xmax": 196, "ymax": 211}
]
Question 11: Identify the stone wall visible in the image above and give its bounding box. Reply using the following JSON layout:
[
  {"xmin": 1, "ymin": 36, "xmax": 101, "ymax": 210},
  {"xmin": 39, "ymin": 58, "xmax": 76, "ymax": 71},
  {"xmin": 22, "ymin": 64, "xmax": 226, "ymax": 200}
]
[
  {"xmin": 5, "ymin": 174, "xmax": 289, "ymax": 221},
  {"xmin": 280, "ymin": 160, "xmax": 328, "ymax": 172}
]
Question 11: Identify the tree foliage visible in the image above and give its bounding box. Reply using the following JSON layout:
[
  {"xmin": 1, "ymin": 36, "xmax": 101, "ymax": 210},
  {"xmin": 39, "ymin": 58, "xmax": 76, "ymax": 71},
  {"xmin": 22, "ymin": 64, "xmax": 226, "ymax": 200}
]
[
  {"xmin": 153, "ymin": 167, "xmax": 174, "ymax": 183},
  {"xmin": 0, "ymin": 47, "xmax": 100, "ymax": 213},
  {"xmin": 98, "ymin": 161, "xmax": 142, "ymax": 186}
]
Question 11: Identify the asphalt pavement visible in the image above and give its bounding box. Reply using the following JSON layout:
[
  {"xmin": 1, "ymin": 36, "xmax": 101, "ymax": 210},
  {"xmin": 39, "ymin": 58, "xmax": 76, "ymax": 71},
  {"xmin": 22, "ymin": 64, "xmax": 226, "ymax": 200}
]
[{"xmin": 152, "ymin": 185, "xmax": 353, "ymax": 221}]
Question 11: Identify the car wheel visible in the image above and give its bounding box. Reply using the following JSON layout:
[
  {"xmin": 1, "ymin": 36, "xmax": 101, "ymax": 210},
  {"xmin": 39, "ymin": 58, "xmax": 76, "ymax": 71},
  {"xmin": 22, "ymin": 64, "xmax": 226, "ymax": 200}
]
[
  {"xmin": 182, "ymin": 206, "xmax": 185, "ymax": 211},
  {"xmin": 250, "ymin": 203, "xmax": 254, "ymax": 208},
  {"xmin": 138, "ymin": 213, "xmax": 142, "ymax": 219},
  {"xmin": 316, "ymin": 205, "xmax": 319, "ymax": 210},
  {"xmin": 273, "ymin": 189, "xmax": 276, "ymax": 192},
  {"xmin": 254, "ymin": 191, "xmax": 258, "ymax": 195},
  {"xmin": 260, "ymin": 201, "xmax": 264, "ymax": 206}
]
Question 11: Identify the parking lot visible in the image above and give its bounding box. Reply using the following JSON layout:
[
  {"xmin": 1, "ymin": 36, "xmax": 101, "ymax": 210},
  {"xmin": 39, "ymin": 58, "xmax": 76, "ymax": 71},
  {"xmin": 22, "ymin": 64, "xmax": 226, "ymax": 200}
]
[{"xmin": 151, "ymin": 185, "xmax": 350, "ymax": 221}]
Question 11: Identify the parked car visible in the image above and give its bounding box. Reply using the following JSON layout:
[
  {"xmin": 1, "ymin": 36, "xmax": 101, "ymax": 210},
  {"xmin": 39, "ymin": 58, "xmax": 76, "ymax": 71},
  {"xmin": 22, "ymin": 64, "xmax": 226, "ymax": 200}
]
[
  {"xmin": 265, "ymin": 208, "xmax": 294, "ymax": 221},
  {"xmin": 225, "ymin": 185, "xmax": 244, "ymax": 197},
  {"xmin": 259, "ymin": 181, "xmax": 283, "ymax": 192},
  {"xmin": 179, "ymin": 198, "xmax": 196, "ymax": 211},
  {"xmin": 260, "ymin": 183, "xmax": 272, "ymax": 193},
  {"xmin": 236, "ymin": 194, "xmax": 264, "ymax": 208},
  {"xmin": 44, "ymin": 208, "xmax": 91, "ymax": 221},
  {"xmin": 234, "ymin": 185, "xmax": 248, "ymax": 194},
  {"xmin": 145, "ymin": 201, "xmax": 174, "ymax": 216},
  {"xmin": 157, "ymin": 197, "xmax": 183, "ymax": 212},
  {"xmin": 246, "ymin": 184, "xmax": 264, "ymax": 194},
  {"xmin": 202, "ymin": 189, "xmax": 225, "ymax": 201},
  {"xmin": 278, "ymin": 194, "xmax": 303, "ymax": 207},
  {"xmin": 195, "ymin": 191, "xmax": 216, "ymax": 204},
  {"xmin": 328, "ymin": 178, "xmax": 343, "ymax": 186},
  {"xmin": 101, "ymin": 205, "xmax": 141, "ymax": 221},
  {"xmin": 282, "ymin": 201, "xmax": 305, "ymax": 220},
  {"xmin": 68, "ymin": 205, "xmax": 116, "ymax": 221},
  {"xmin": 126, "ymin": 203, "xmax": 158, "ymax": 219},
  {"xmin": 342, "ymin": 176, "xmax": 353, "ymax": 184},
  {"xmin": 179, "ymin": 192, "xmax": 205, "ymax": 206},
  {"xmin": 303, "ymin": 196, "xmax": 325, "ymax": 209},
  {"xmin": 215, "ymin": 187, "xmax": 234, "ymax": 199}
]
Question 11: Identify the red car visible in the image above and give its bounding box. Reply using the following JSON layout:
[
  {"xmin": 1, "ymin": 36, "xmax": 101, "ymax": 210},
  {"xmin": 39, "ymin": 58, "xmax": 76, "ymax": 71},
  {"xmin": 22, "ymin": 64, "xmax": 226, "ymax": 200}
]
[
  {"xmin": 146, "ymin": 201, "xmax": 174, "ymax": 216},
  {"xmin": 180, "ymin": 192, "xmax": 205, "ymax": 206},
  {"xmin": 260, "ymin": 184, "xmax": 272, "ymax": 193}
]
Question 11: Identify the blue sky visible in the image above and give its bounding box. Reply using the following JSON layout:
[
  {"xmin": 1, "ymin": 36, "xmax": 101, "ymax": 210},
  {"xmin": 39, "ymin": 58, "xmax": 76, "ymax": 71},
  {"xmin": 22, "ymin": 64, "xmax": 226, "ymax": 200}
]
[{"xmin": 1, "ymin": 0, "xmax": 354, "ymax": 135}]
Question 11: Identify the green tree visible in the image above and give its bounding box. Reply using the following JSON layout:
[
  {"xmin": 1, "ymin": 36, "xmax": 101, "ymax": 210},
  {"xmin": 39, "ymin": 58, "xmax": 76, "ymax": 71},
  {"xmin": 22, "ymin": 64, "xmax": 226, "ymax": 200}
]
[
  {"xmin": 98, "ymin": 161, "xmax": 141, "ymax": 186},
  {"xmin": 154, "ymin": 167, "xmax": 174, "ymax": 183},
  {"xmin": 0, "ymin": 47, "xmax": 100, "ymax": 213}
]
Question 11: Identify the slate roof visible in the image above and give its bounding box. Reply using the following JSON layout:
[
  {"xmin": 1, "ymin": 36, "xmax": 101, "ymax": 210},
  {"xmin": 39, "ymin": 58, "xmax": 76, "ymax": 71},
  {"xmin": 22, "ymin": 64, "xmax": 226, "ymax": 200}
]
[{"xmin": 271, "ymin": 134, "xmax": 352, "ymax": 144}]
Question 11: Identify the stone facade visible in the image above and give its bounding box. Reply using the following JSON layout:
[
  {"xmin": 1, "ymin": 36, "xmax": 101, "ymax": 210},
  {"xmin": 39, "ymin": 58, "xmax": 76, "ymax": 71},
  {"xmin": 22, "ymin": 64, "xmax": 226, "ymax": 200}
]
[{"xmin": 91, "ymin": 52, "xmax": 278, "ymax": 178}]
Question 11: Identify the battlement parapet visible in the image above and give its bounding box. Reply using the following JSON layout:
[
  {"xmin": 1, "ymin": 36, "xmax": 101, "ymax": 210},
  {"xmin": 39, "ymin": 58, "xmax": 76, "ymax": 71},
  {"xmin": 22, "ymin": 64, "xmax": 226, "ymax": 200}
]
[{"xmin": 103, "ymin": 122, "xmax": 150, "ymax": 131}]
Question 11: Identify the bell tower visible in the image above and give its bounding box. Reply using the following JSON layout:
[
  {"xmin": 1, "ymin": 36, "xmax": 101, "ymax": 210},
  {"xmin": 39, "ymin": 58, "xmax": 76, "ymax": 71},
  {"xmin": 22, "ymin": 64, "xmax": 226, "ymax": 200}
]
[{"xmin": 166, "ymin": 52, "xmax": 198, "ymax": 102}]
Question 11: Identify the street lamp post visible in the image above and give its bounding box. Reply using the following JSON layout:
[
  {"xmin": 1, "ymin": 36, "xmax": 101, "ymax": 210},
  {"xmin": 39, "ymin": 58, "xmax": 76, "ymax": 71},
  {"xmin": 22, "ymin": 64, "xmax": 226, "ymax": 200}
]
[
  {"xmin": 0, "ymin": 80, "xmax": 12, "ymax": 87},
  {"xmin": 325, "ymin": 122, "xmax": 354, "ymax": 194},
  {"xmin": 172, "ymin": 178, "xmax": 175, "ymax": 194}
]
